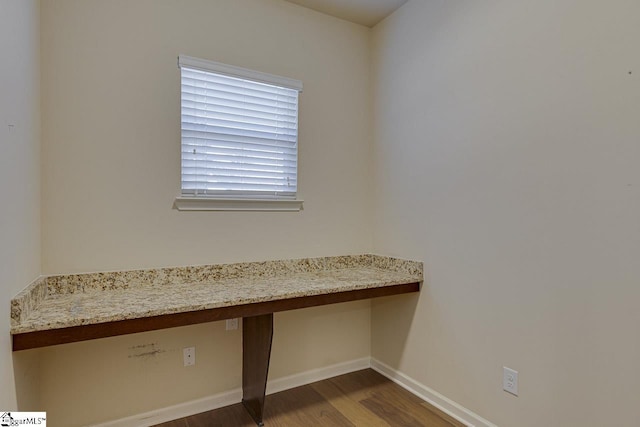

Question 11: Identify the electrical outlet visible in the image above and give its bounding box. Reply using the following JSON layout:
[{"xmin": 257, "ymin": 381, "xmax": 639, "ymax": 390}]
[
  {"xmin": 226, "ymin": 318, "xmax": 239, "ymax": 330},
  {"xmin": 183, "ymin": 347, "xmax": 195, "ymax": 366},
  {"xmin": 503, "ymin": 367, "xmax": 518, "ymax": 396}
]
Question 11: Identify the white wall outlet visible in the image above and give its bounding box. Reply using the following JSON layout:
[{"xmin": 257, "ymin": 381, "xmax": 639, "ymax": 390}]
[
  {"xmin": 503, "ymin": 367, "xmax": 518, "ymax": 396},
  {"xmin": 183, "ymin": 347, "xmax": 195, "ymax": 366},
  {"xmin": 226, "ymin": 318, "xmax": 239, "ymax": 330}
]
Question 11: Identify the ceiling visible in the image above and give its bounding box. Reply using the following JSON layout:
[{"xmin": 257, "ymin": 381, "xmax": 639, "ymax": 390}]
[{"xmin": 284, "ymin": 0, "xmax": 408, "ymax": 27}]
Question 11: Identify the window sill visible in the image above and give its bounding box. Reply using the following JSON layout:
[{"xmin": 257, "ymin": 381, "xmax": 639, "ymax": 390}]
[{"xmin": 174, "ymin": 196, "xmax": 304, "ymax": 212}]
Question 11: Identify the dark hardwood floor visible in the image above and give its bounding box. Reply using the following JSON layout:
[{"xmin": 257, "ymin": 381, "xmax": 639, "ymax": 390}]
[{"xmin": 154, "ymin": 369, "xmax": 463, "ymax": 427}]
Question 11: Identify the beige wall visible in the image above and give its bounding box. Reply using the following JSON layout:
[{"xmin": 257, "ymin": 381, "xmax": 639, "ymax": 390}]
[
  {"xmin": 372, "ymin": 1, "xmax": 640, "ymax": 426},
  {"xmin": 0, "ymin": 0, "xmax": 41, "ymax": 411},
  {"xmin": 41, "ymin": 0, "xmax": 373, "ymax": 273},
  {"xmin": 39, "ymin": 0, "xmax": 372, "ymax": 425}
]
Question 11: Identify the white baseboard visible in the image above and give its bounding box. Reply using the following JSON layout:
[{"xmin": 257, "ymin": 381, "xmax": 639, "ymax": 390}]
[
  {"xmin": 90, "ymin": 388, "xmax": 242, "ymax": 427},
  {"xmin": 92, "ymin": 357, "xmax": 494, "ymax": 427},
  {"xmin": 370, "ymin": 358, "xmax": 497, "ymax": 427},
  {"xmin": 90, "ymin": 357, "xmax": 371, "ymax": 427},
  {"xmin": 266, "ymin": 357, "xmax": 370, "ymax": 395}
]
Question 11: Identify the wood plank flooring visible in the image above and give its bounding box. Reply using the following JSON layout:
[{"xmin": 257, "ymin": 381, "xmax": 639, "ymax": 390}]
[{"xmin": 154, "ymin": 369, "xmax": 463, "ymax": 427}]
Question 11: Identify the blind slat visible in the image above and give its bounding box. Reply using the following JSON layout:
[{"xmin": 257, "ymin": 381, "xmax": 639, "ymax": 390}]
[
  {"xmin": 181, "ymin": 105, "xmax": 298, "ymax": 125},
  {"xmin": 182, "ymin": 96, "xmax": 298, "ymax": 119},
  {"xmin": 183, "ymin": 158, "xmax": 297, "ymax": 170},
  {"xmin": 182, "ymin": 115, "xmax": 298, "ymax": 137},
  {"xmin": 181, "ymin": 167, "xmax": 297, "ymax": 180},
  {"xmin": 183, "ymin": 142, "xmax": 296, "ymax": 151},
  {"xmin": 182, "ymin": 84, "xmax": 298, "ymax": 109},
  {"xmin": 182, "ymin": 130, "xmax": 297, "ymax": 147},
  {"xmin": 182, "ymin": 75, "xmax": 299, "ymax": 104}
]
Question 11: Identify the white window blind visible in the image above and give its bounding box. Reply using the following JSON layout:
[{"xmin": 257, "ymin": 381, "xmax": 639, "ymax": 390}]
[{"xmin": 179, "ymin": 55, "xmax": 302, "ymax": 200}]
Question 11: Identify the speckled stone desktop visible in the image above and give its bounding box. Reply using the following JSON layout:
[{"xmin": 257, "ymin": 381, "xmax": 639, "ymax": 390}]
[{"xmin": 11, "ymin": 254, "xmax": 422, "ymax": 335}]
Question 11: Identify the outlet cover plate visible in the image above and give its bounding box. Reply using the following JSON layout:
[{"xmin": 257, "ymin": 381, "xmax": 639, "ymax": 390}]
[
  {"xmin": 183, "ymin": 347, "xmax": 195, "ymax": 366},
  {"xmin": 226, "ymin": 318, "xmax": 239, "ymax": 330},
  {"xmin": 503, "ymin": 367, "xmax": 518, "ymax": 396}
]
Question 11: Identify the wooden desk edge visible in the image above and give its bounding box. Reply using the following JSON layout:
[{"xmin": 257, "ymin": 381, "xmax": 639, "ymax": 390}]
[{"xmin": 12, "ymin": 282, "xmax": 420, "ymax": 351}]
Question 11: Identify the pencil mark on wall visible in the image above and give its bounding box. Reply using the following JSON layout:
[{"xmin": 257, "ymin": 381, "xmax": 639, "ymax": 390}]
[{"xmin": 128, "ymin": 342, "xmax": 166, "ymax": 359}]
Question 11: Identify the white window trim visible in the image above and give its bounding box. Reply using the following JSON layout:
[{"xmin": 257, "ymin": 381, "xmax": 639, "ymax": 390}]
[
  {"xmin": 174, "ymin": 196, "xmax": 304, "ymax": 212},
  {"xmin": 176, "ymin": 55, "xmax": 304, "ymax": 212}
]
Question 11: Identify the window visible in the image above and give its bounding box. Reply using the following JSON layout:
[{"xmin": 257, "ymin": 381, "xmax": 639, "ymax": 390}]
[{"xmin": 175, "ymin": 55, "xmax": 303, "ymax": 211}]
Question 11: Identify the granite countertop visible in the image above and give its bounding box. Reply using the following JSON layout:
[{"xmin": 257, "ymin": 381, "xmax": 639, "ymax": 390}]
[{"xmin": 11, "ymin": 254, "xmax": 423, "ymax": 335}]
